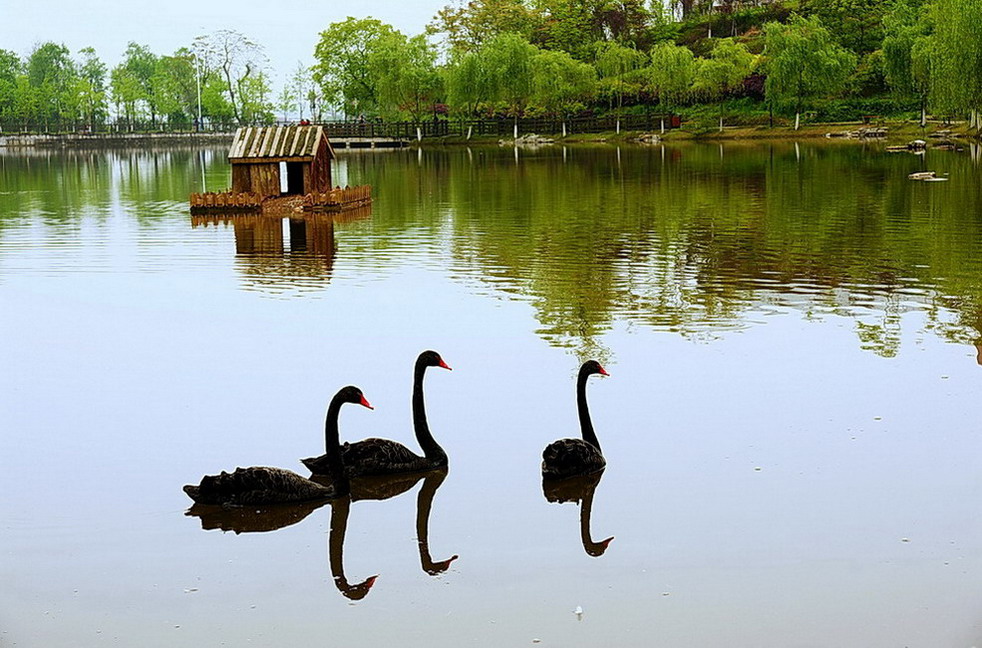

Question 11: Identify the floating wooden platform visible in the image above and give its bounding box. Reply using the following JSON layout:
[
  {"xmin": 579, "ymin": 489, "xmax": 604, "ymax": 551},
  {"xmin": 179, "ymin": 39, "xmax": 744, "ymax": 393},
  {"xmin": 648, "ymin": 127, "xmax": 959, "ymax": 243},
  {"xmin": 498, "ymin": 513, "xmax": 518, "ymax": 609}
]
[
  {"xmin": 304, "ymin": 186, "xmax": 372, "ymax": 212},
  {"xmin": 189, "ymin": 185, "xmax": 372, "ymax": 215}
]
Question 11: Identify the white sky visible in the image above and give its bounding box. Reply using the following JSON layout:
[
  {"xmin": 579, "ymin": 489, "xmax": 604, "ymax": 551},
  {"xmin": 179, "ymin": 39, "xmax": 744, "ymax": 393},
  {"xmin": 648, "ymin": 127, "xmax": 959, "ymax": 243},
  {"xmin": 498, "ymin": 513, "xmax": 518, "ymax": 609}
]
[{"xmin": 1, "ymin": 0, "xmax": 441, "ymax": 85}]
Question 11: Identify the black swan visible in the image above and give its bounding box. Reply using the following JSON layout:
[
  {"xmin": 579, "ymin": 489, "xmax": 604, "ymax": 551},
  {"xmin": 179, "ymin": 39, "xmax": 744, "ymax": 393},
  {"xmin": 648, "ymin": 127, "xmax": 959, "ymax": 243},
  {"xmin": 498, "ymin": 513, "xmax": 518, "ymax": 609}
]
[
  {"xmin": 183, "ymin": 386, "xmax": 373, "ymax": 506},
  {"xmin": 303, "ymin": 350, "xmax": 452, "ymax": 478},
  {"xmin": 541, "ymin": 360, "xmax": 609, "ymax": 480},
  {"xmin": 543, "ymin": 470, "xmax": 614, "ymax": 557}
]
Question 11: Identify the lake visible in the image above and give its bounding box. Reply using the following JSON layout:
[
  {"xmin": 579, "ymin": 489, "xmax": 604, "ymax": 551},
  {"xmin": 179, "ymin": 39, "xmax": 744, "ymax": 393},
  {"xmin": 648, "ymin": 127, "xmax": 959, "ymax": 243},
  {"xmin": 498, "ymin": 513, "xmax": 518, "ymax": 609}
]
[{"xmin": 2, "ymin": 140, "xmax": 982, "ymax": 647}]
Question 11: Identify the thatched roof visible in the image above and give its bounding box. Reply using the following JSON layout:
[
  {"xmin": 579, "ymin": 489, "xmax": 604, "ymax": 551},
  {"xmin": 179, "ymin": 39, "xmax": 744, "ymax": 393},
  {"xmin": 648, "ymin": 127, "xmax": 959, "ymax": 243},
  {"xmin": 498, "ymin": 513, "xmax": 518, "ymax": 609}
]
[{"xmin": 228, "ymin": 125, "xmax": 334, "ymax": 163}]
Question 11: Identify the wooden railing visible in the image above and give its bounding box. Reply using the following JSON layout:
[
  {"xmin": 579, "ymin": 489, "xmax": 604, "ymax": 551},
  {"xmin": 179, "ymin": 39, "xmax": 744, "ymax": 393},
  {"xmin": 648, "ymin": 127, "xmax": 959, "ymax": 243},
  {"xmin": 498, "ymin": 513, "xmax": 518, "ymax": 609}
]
[
  {"xmin": 189, "ymin": 191, "xmax": 263, "ymax": 211},
  {"xmin": 319, "ymin": 114, "xmax": 678, "ymax": 139},
  {"xmin": 304, "ymin": 185, "xmax": 373, "ymax": 211}
]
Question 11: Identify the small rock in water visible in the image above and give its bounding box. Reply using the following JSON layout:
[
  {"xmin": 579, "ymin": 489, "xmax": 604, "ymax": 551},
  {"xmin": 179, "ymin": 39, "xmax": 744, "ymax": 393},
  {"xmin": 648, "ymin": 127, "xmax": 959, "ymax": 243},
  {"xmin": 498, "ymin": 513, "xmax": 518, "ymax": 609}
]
[
  {"xmin": 941, "ymin": 375, "xmax": 949, "ymax": 380},
  {"xmin": 901, "ymin": 537, "xmax": 910, "ymax": 543},
  {"xmin": 662, "ymin": 592, "xmax": 671, "ymax": 596},
  {"xmin": 873, "ymin": 416, "xmax": 882, "ymax": 421},
  {"xmin": 754, "ymin": 467, "xmax": 762, "ymax": 472},
  {"xmin": 532, "ymin": 639, "xmax": 542, "ymax": 644}
]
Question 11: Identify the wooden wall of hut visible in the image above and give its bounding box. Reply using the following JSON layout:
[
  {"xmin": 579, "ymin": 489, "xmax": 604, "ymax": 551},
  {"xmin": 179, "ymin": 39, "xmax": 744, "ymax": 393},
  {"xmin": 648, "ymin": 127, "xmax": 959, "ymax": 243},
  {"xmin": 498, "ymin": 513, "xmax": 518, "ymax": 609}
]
[
  {"xmin": 232, "ymin": 164, "xmax": 282, "ymax": 198},
  {"xmin": 304, "ymin": 138, "xmax": 332, "ymax": 194}
]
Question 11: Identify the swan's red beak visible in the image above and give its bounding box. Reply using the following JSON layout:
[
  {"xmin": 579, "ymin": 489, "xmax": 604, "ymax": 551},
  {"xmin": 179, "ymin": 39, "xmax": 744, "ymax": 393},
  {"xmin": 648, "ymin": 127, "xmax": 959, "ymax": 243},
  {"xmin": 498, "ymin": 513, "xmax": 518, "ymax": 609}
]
[
  {"xmin": 601, "ymin": 536, "xmax": 614, "ymax": 548},
  {"xmin": 598, "ymin": 365, "xmax": 610, "ymax": 377},
  {"xmin": 438, "ymin": 358, "xmax": 452, "ymax": 371},
  {"xmin": 365, "ymin": 575, "xmax": 379, "ymax": 588},
  {"xmin": 360, "ymin": 395, "xmax": 374, "ymax": 410}
]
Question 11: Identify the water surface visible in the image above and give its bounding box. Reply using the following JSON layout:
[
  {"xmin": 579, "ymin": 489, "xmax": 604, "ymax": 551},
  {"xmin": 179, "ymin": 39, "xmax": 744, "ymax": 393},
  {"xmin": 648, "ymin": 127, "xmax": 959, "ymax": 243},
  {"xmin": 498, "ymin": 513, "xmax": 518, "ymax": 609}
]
[{"xmin": 2, "ymin": 142, "xmax": 982, "ymax": 647}]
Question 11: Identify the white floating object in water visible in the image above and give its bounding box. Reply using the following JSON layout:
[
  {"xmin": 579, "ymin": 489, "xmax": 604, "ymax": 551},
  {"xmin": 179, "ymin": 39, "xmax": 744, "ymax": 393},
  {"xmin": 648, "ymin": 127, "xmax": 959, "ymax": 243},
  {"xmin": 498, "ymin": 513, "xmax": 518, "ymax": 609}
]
[{"xmin": 574, "ymin": 605, "xmax": 583, "ymax": 620}]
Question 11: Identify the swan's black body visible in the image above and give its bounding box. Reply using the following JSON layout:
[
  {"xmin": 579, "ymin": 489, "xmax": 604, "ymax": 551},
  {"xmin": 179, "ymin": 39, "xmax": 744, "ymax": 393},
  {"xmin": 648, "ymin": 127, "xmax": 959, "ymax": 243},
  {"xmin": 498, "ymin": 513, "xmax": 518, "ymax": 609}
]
[
  {"xmin": 303, "ymin": 351, "xmax": 451, "ymax": 478},
  {"xmin": 183, "ymin": 466, "xmax": 332, "ymax": 506},
  {"xmin": 541, "ymin": 360, "xmax": 609, "ymax": 480},
  {"xmin": 183, "ymin": 386, "xmax": 371, "ymax": 507}
]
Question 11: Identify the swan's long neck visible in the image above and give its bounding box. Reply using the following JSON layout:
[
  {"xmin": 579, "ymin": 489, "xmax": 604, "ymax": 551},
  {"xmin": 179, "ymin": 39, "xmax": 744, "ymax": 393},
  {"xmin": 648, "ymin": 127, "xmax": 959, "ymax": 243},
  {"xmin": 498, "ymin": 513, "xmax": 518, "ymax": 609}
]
[
  {"xmin": 577, "ymin": 369, "xmax": 601, "ymax": 451},
  {"xmin": 413, "ymin": 362, "xmax": 446, "ymax": 461},
  {"xmin": 322, "ymin": 395, "xmax": 345, "ymax": 473}
]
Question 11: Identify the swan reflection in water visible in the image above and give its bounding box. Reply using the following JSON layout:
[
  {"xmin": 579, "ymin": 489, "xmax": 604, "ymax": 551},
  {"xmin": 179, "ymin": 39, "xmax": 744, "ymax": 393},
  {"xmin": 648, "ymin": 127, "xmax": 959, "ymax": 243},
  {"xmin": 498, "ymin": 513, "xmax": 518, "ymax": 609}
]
[
  {"xmin": 185, "ymin": 498, "xmax": 330, "ymax": 534},
  {"xmin": 542, "ymin": 470, "xmax": 614, "ymax": 557},
  {"xmin": 316, "ymin": 468, "xmax": 458, "ymax": 599}
]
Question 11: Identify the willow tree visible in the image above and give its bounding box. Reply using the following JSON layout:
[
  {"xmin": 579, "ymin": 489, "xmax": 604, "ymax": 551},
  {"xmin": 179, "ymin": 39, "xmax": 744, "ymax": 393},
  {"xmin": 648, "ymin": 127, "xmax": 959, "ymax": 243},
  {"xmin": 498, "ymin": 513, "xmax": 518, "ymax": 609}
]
[
  {"xmin": 446, "ymin": 51, "xmax": 489, "ymax": 138},
  {"xmin": 531, "ymin": 49, "xmax": 597, "ymax": 137},
  {"xmin": 594, "ymin": 42, "xmax": 646, "ymax": 133},
  {"xmin": 882, "ymin": 0, "xmax": 931, "ymax": 126},
  {"xmin": 646, "ymin": 42, "xmax": 696, "ymax": 130},
  {"xmin": 482, "ymin": 33, "xmax": 539, "ymax": 139},
  {"xmin": 762, "ymin": 14, "xmax": 856, "ymax": 130},
  {"xmin": 692, "ymin": 39, "xmax": 755, "ymax": 132},
  {"xmin": 928, "ymin": 0, "xmax": 982, "ymax": 127},
  {"xmin": 370, "ymin": 33, "xmax": 442, "ymax": 135}
]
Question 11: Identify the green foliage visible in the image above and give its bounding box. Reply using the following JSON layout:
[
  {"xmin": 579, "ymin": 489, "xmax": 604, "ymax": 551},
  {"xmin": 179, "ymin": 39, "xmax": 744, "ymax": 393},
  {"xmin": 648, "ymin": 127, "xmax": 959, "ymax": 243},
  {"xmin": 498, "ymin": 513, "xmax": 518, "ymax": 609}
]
[
  {"xmin": 531, "ymin": 49, "xmax": 597, "ymax": 116},
  {"xmin": 428, "ymin": 0, "xmax": 542, "ymax": 53},
  {"xmin": 370, "ymin": 33, "xmax": 443, "ymax": 123},
  {"xmin": 446, "ymin": 51, "xmax": 490, "ymax": 118},
  {"xmin": 312, "ymin": 17, "xmax": 397, "ymax": 117},
  {"xmin": 928, "ymin": 0, "xmax": 982, "ymax": 117},
  {"xmin": 194, "ymin": 29, "xmax": 268, "ymax": 125},
  {"xmin": 881, "ymin": 0, "xmax": 931, "ymax": 106},
  {"xmin": 805, "ymin": 0, "xmax": 888, "ymax": 53},
  {"xmin": 763, "ymin": 14, "xmax": 857, "ymax": 120},
  {"xmin": 481, "ymin": 33, "xmax": 540, "ymax": 117},
  {"xmin": 645, "ymin": 42, "xmax": 696, "ymax": 108}
]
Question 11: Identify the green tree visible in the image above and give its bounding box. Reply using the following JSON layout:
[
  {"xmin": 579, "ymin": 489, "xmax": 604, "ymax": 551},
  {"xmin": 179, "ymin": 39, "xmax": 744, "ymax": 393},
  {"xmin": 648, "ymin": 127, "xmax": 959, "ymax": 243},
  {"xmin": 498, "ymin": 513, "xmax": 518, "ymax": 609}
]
[
  {"xmin": 428, "ymin": 0, "xmax": 542, "ymax": 53},
  {"xmin": 806, "ymin": 0, "xmax": 888, "ymax": 54},
  {"xmin": 762, "ymin": 14, "xmax": 857, "ymax": 129},
  {"xmin": 0, "ymin": 50, "xmax": 22, "ymax": 128},
  {"xmin": 76, "ymin": 47, "xmax": 107, "ymax": 130},
  {"xmin": 312, "ymin": 17, "xmax": 397, "ymax": 118},
  {"xmin": 194, "ymin": 29, "xmax": 268, "ymax": 125},
  {"xmin": 120, "ymin": 42, "xmax": 159, "ymax": 125},
  {"xmin": 531, "ymin": 49, "xmax": 597, "ymax": 135},
  {"xmin": 881, "ymin": 0, "xmax": 931, "ymax": 125},
  {"xmin": 594, "ymin": 41, "xmax": 646, "ymax": 132},
  {"xmin": 110, "ymin": 65, "xmax": 142, "ymax": 129},
  {"xmin": 238, "ymin": 70, "xmax": 274, "ymax": 124},
  {"xmin": 446, "ymin": 50, "xmax": 490, "ymax": 136},
  {"xmin": 27, "ymin": 42, "xmax": 76, "ymax": 129},
  {"xmin": 692, "ymin": 38, "xmax": 755, "ymax": 131},
  {"xmin": 482, "ymin": 32, "xmax": 540, "ymax": 138},
  {"xmin": 645, "ymin": 42, "xmax": 696, "ymax": 117},
  {"xmin": 928, "ymin": 0, "xmax": 982, "ymax": 127},
  {"xmin": 277, "ymin": 84, "xmax": 296, "ymax": 122},
  {"xmin": 153, "ymin": 49, "xmax": 198, "ymax": 126},
  {"xmin": 370, "ymin": 33, "xmax": 443, "ymax": 130}
]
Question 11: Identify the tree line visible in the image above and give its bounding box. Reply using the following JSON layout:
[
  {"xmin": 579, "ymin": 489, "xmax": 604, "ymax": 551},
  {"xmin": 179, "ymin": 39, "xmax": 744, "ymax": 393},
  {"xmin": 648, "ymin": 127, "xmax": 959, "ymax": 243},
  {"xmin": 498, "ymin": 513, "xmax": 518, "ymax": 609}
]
[
  {"xmin": 2, "ymin": 0, "xmax": 980, "ymax": 134},
  {"xmin": 0, "ymin": 30, "xmax": 322, "ymax": 133}
]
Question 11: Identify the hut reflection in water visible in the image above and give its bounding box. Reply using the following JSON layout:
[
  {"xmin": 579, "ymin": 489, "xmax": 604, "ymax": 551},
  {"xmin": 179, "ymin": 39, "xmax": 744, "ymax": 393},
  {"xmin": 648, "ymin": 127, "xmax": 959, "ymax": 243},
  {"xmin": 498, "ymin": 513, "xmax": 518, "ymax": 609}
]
[{"xmin": 190, "ymin": 206, "xmax": 370, "ymax": 292}]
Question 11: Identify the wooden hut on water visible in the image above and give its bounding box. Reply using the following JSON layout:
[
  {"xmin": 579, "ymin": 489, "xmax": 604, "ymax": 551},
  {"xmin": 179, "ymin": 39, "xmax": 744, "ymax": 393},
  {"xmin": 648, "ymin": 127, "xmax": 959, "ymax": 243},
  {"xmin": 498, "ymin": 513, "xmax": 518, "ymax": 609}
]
[
  {"xmin": 228, "ymin": 125, "xmax": 333, "ymax": 198},
  {"xmin": 190, "ymin": 125, "xmax": 371, "ymax": 213}
]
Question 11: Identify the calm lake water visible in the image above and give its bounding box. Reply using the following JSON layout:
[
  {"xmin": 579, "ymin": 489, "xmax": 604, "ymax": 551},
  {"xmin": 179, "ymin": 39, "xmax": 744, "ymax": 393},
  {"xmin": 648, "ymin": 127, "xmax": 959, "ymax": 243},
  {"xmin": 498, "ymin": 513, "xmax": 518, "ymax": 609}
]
[{"xmin": 2, "ymin": 141, "xmax": 982, "ymax": 647}]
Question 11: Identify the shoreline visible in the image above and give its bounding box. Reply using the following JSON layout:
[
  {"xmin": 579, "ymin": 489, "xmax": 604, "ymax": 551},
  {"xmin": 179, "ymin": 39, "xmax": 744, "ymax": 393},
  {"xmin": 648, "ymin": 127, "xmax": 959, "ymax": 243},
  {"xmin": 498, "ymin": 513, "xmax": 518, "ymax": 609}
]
[{"xmin": 0, "ymin": 121, "xmax": 976, "ymax": 150}]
